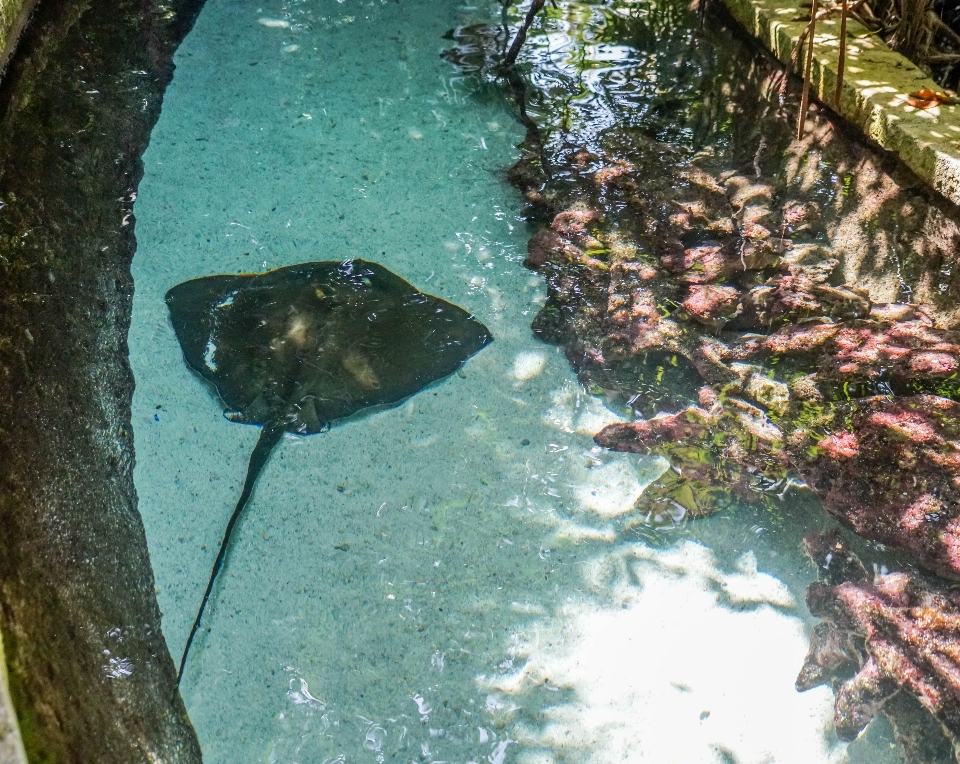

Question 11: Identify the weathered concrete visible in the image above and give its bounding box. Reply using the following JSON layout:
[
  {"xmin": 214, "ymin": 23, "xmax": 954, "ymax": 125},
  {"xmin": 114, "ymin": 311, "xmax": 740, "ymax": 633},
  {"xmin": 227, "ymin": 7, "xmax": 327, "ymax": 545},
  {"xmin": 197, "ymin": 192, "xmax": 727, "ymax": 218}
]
[
  {"xmin": 0, "ymin": 631, "xmax": 26, "ymax": 764},
  {"xmin": 720, "ymin": 0, "xmax": 960, "ymax": 208},
  {"xmin": 0, "ymin": 4, "xmax": 36, "ymax": 756},
  {"xmin": 0, "ymin": 0, "xmax": 38, "ymax": 78},
  {"xmin": 0, "ymin": 0, "xmax": 207, "ymax": 761}
]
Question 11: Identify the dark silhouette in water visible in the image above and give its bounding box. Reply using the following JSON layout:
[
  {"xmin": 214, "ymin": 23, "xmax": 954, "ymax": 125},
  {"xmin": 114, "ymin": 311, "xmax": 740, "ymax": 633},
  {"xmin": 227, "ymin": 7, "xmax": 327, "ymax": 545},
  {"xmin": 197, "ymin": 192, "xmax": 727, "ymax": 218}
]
[{"xmin": 166, "ymin": 259, "xmax": 492, "ymax": 683}]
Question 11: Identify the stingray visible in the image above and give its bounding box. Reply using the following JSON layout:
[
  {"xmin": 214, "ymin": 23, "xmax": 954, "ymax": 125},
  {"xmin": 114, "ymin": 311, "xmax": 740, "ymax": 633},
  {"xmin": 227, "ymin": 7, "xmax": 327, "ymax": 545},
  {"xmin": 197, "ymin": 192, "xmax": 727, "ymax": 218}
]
[{"xmin": 166, "ymin": 259, "xmax": 492, "ymax": 682}]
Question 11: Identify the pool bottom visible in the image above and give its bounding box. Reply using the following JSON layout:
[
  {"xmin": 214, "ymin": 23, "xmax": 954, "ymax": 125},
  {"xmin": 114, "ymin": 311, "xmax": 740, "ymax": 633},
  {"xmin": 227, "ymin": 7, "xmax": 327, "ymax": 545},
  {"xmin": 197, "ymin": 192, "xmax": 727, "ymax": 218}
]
[{"xmin": 130, "ymin": 0, "xmax": 906, "ymax": 762}]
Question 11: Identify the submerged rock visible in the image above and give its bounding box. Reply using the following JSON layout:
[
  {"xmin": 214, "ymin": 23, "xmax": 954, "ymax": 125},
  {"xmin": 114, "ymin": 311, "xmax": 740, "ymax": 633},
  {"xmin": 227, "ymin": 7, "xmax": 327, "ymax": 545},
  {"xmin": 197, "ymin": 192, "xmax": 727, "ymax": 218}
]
[
  {"xmin": 594, "ymin": 388, "xmax": 789, "ymax": 517},
  {"xmin": 796, "ymin": 396, "xmax": 960, "ymax": 580},
  {"xmin": 798, "ymin": 531, "xmax": 960, "ymax": 761}
]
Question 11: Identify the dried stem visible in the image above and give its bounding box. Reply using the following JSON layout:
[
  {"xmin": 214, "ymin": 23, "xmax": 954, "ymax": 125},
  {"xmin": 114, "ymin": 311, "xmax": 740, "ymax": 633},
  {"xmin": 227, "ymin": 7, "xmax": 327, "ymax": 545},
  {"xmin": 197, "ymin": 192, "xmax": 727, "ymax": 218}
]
[
  {"xmin": 930, "ymin": 12, "xmax": 960, "ymax": 50},
  {"xmin": 798, "ymin": 0, "xmax": 819, "ymax": 139},
  {"xmin": 835, "ymin": 0, "xmax": 848, "ymax": 107}
]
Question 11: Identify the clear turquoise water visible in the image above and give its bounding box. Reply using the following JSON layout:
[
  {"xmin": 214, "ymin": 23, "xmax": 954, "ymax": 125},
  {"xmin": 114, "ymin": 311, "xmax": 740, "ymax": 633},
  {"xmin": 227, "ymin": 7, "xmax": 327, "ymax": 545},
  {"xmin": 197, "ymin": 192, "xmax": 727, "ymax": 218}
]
[{"xmin": 130, "ymin": 1, "xmax": 904, "ymax": 762}]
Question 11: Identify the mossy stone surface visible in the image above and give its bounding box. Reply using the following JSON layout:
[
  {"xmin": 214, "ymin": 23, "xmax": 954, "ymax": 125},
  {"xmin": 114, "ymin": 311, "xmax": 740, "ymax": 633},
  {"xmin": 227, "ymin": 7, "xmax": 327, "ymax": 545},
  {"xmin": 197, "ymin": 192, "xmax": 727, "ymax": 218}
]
[
  {"xmin": 0, "ymin": 630, "xmax": 27, "ymax": 764},
  {"xmin": 0, "ymin": 0, "xmax": 206, "ymax": 761},
  {"xmin": 720, "ymin": 0, "xmax": 960, "ymax": 208},
  {"xmin": 0, "ymin": 0, "xmax": 37, "ymax": 76}
]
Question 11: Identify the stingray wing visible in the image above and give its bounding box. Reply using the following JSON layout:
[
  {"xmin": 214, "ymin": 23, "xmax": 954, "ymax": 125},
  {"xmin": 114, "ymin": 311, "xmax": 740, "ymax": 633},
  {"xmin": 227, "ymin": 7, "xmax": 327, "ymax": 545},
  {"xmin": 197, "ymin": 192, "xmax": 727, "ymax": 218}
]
[
  {"xmin": 298, "ymin": 260, "xmax": 492, "ymax": 423},
  {"xmin": 165, "ymin": 272, "xmax": 281, "ymax": 416},
  {"xmin": 166, "ymin": 260, "xmax": 492, "ymax": 433}
]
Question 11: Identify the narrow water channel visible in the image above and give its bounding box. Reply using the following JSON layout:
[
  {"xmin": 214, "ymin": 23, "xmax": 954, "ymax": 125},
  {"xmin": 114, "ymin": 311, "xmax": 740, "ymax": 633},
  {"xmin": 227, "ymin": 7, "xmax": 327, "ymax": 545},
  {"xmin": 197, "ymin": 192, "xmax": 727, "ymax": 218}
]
[{"xmin": 129, "ymin": 1, "xmax": 904, "ymax": 761}]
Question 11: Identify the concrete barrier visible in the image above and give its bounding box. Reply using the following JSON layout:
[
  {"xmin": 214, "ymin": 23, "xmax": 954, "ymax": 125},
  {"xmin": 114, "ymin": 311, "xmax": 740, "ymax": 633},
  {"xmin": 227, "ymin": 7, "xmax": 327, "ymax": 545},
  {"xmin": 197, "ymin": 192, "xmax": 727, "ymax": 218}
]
[
  {"xmin": 0, "ymin": 632, "xmax": 26, "ymax": 764},
  {"xmin": 0, "ymin": 0, "xmax": 206, "ymax": 760},
  {"xmin": 0, "ymin": 0, "xmax": 38, "ymax": 77},
  {"xmin": 1, "ymin": 5, "xmax": 35, "ymax": 759},
  {"xmin": 719, "ymin": 0, "xmax": 960, "ymax": 208}
]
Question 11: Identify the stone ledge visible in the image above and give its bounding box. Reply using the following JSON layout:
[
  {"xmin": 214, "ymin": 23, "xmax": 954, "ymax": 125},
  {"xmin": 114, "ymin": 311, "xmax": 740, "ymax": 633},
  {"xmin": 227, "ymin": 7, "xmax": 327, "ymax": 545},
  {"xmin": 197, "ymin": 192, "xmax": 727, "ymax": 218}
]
[
  {"xmin": 720, "ymin": 0, "xmax": 960, "ymax": 208},
  {"xmin": 0, "ymin": 632, "xmax": 27, "ymax": 764},
  {"xmin": 0, "ymin": 0, "xmax": 39, "ymax": 77}
]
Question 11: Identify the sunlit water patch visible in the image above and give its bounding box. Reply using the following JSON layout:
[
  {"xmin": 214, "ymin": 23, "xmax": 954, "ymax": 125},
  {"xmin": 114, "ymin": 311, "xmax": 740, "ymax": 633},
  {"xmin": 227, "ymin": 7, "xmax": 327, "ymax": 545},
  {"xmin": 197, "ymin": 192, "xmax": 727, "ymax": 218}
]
[{"xmin": 130, "ymin": 0, "xmax": 902, "ymax": 762}]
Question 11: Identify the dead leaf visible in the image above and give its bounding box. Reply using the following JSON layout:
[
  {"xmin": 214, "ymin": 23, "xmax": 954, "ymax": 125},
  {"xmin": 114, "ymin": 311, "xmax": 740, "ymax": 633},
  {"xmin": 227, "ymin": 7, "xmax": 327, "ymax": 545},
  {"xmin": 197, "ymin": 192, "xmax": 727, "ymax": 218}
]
[{"xmin": 906, "ymin": 89, "xmax": 957, "ymax": 108}]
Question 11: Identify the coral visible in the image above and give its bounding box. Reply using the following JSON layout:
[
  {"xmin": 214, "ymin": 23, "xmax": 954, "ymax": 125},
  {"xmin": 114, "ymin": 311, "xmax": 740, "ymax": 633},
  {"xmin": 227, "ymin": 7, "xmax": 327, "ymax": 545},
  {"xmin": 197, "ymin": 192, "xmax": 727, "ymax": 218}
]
[{"xmin": 681, "ymin": 285, "xmax": 740, "ymax": 327}]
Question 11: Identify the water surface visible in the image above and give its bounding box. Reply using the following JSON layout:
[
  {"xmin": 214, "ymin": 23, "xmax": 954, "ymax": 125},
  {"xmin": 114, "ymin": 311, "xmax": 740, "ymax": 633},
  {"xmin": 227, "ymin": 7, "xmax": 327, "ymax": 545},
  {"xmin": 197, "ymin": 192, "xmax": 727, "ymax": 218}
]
[{"xmin": 130, "ymin": 1, "xmax": 905, "ymax": 761}]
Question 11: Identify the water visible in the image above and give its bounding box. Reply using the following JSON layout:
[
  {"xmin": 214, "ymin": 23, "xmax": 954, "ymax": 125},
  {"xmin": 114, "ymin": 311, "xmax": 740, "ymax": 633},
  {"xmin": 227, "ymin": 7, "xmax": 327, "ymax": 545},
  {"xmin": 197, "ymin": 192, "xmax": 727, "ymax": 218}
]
[{"xmin": 129, "ymin": 1, "xmax": 907, "ymax": 762}]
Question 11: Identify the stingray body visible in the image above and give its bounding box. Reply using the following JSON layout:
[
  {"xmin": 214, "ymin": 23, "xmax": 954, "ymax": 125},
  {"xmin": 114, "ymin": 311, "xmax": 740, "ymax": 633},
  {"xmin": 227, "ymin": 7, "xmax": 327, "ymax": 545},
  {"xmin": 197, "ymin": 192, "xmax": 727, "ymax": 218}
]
[{"xmin": 166, "ymin": 259, "xmax": 492, "ymax": 682}]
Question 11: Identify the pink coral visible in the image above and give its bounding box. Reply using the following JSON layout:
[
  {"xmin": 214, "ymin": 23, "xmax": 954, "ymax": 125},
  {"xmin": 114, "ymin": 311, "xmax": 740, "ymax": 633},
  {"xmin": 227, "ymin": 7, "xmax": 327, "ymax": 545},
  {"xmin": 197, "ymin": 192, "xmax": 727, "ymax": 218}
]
[
  {"xmin": 795, "ymin": 396, "xmax": 960, "ymax": 579},
  {"xmin": 682, "ymin": 284, "xmax": 741, "ymax": 326},
  {"xmin": 551, "ymin": 209, "xmax": 600, "ymax": 239}
]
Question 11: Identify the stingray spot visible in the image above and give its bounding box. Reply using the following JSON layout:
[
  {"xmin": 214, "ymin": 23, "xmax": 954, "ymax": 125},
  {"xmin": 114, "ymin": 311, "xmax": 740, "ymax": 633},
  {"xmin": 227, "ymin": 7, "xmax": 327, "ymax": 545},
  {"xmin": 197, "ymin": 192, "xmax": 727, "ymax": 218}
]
[
  {"xmin": 203, "ymin": 341, "xmax": 218, "ymax": 371},
  {"xmin": 286, "ymin": 314, "xmax": 312, "ymax": 346},
  {"xmin": 342, "ymin": 351, "xmax": 381, "ymax": 390}
]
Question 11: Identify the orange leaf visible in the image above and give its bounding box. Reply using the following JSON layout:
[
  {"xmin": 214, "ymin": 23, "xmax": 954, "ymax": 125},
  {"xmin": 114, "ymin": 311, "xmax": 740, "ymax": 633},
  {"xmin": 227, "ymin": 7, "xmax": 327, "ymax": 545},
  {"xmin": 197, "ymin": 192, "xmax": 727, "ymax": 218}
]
[{"xmin": 907, "ymin": 89, "xmax": 957, "ymax": 107}]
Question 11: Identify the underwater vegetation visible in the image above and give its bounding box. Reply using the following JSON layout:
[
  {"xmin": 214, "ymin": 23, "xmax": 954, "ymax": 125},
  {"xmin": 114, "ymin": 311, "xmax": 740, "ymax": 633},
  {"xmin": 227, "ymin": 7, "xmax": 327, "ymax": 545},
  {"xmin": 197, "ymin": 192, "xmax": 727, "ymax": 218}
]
[
  {"xmin": 446, "ymin": 0, "xmax": 960, "ymax": 758},
  {"xmin": 166, "ymin": 260, "xmax": 491, "ymax": 681}
]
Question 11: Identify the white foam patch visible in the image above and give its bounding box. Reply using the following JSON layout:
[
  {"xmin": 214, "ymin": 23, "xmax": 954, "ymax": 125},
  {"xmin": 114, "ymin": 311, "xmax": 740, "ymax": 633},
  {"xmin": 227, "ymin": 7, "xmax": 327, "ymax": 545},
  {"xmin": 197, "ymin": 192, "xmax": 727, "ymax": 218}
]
[{"xmin": 512, "ymin": 350, "xmax": 547, "ymax": 381}]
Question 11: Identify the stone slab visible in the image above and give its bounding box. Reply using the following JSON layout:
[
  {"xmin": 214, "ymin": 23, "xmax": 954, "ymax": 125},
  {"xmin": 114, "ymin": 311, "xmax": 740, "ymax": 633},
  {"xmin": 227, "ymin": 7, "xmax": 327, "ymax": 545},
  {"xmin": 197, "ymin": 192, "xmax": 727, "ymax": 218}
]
[
  {"xmin": 0, "ymin": 631, "xmax": 26, "ymax": 764},
  {"xmin": 720, "ymin": 0, "xmax": 960, "ymax": 208}
]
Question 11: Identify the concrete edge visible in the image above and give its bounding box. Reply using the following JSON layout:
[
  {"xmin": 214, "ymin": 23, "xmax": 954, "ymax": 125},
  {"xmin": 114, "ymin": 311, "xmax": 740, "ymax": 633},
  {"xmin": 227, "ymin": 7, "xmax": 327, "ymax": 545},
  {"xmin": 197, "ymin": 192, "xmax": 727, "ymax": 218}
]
[
  {"xmin": 0, "ymin": 0, "xmax": 40, "ymax": 79},
  {"xmin": 0, "ymin": 3, "xmax": 40, "ymax": 756},
  {"xmin": 0, "ymin": 630, "xmax": 27, "ymax": 764},
  {"xmin": 719, "ymin": 0, "xmax": 960, "ymax": 209}
]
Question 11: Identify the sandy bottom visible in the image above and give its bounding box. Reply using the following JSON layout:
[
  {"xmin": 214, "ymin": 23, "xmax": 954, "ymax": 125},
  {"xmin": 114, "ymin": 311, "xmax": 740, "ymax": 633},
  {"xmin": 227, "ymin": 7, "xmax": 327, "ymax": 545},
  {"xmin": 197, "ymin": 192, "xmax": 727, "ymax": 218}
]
[{"xmin": 129, "ymin": 1, "xmax": 903, "ymax": 762}]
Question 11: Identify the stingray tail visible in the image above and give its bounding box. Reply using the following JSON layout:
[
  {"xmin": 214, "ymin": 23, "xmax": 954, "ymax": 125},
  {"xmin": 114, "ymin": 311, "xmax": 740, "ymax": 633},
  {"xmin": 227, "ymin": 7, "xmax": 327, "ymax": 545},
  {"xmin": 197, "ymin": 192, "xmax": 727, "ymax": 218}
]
[{"xmin": 176, "ymin": 421, "xmax": 285, "ymax": 685}]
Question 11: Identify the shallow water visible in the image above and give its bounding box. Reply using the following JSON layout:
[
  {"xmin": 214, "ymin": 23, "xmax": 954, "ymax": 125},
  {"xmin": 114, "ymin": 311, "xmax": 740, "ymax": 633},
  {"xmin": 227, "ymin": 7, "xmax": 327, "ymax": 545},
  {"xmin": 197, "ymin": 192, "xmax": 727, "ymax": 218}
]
[{"xmin": 130, "ymin": 1, "xmax": 907, "ymax": 762}]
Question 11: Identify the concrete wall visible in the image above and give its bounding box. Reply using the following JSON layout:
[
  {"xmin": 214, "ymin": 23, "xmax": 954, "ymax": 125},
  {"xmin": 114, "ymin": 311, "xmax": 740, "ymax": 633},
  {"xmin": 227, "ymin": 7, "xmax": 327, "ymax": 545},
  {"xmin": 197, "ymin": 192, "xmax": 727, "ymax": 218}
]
[
  {"xmin": 0, "ymin": 4, "xmax": 33, "ymax": 761},
  {"xmin": 720, "ymin": 0, "xmax": 960, "ymax": 209},
  {"xmin": 0, "ymin": 0, "xmax": 38, "ymax": 77},
  {"xmin": 0, "ymin": 0, "xmax": 207, "ymax": 761},
  {"xmin": 0, "ymin": 632, "xmax": 26, "ymax": 764}
]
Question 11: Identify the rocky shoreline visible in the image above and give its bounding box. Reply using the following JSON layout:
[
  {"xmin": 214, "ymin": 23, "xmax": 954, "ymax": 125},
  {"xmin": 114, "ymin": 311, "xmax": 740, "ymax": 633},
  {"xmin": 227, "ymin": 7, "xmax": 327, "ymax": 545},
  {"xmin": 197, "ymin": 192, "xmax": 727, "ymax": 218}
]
[{"xmin": 447, "ymin": 1, "xmax": 960, "ymax": 758}]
